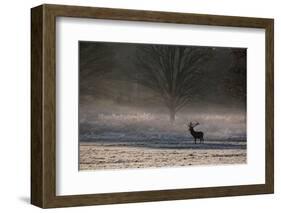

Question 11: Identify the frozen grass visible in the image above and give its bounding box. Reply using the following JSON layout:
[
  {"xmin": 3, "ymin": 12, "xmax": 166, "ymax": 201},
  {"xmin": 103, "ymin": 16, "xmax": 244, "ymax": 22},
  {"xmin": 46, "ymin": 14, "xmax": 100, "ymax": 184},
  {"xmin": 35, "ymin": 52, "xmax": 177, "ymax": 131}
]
[{"xmin": 79, "ymin": 141, "xmax": 246, "ymax": 170}]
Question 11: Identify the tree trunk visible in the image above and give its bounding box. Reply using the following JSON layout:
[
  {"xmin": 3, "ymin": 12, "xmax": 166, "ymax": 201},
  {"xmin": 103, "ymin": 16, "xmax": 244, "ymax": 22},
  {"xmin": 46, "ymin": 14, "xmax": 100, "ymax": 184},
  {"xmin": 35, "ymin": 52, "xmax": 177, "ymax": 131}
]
[{"xmin": 169, "ymin": 108, "xmax": 176, "ymax": 123}]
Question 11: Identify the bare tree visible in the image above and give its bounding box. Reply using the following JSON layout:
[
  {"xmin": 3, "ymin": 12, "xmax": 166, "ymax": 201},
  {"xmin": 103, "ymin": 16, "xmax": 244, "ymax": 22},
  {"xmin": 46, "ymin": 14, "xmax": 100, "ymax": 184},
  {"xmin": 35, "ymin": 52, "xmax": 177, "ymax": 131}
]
[
  {"xmin": 224, "ymin": 48, "xmax": 247, "ymax": 105},
  {"xmin": 135, "ymin": 45, "xmax": 212, "ymax": 123},
  {"xmin": 79, "ymin": 42, "xmax": 115, "ymax": 96}
]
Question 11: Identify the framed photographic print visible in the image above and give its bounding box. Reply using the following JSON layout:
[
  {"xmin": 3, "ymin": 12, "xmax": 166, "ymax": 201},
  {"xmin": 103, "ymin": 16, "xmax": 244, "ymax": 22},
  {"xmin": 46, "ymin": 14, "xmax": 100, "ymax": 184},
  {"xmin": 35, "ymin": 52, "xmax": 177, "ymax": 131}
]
[{"xmin": 31, "ymin": 4, "xmax": 274, "ymax": 208}]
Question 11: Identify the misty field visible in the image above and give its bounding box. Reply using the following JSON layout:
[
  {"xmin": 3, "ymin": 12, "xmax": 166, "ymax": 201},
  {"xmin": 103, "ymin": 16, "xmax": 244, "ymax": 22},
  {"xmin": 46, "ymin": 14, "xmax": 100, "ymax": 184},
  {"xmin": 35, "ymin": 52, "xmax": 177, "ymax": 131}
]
[
  {"xmin": 79, "ymin": 102, "xmax": 247, "ymax": 170},
  {"xmin": 79, "ymin": 98, "xmax": 246, "ymax": 143}
]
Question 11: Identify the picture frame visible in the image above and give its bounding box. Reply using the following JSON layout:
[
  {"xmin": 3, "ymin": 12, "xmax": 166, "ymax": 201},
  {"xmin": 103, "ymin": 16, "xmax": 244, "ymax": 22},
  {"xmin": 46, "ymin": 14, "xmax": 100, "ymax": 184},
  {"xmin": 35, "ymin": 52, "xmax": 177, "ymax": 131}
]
[{"xmin": 31, "ymin": 4, "xmax": 274, "ymax": 208}]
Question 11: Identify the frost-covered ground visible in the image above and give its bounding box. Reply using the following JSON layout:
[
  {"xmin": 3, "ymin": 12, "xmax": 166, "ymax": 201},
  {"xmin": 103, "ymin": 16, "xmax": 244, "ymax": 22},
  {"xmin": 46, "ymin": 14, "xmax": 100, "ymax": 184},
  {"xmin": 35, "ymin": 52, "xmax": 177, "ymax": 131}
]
[
  {"xmin": 79, "ymin": 100, "xmax": 246, "ymax": 170},
  {"xmin": 79, "ymin": 141, "xmax": 246, "ymax": 170}
]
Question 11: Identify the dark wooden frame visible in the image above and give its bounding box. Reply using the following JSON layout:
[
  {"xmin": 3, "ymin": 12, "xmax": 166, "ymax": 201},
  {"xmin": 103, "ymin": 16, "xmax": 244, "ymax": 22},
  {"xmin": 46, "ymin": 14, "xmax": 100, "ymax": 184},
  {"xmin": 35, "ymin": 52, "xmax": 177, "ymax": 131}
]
[{"xmin": 31, "ymin": 4, "xmax": 274, "ymax": 208}]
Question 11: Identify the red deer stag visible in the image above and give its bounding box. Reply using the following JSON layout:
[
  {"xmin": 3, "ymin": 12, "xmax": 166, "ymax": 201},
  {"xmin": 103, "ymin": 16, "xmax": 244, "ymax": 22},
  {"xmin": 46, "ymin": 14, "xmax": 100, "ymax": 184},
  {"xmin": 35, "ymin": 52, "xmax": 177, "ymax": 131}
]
[{"xmin": 187, "ymin": 122, "xmax": 204, "ymax": 144}]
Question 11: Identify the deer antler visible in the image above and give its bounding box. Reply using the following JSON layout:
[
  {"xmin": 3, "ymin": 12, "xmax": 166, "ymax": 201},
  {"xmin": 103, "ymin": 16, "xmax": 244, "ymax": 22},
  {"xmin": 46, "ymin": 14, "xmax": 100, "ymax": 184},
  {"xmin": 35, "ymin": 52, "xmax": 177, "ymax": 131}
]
[{"xmin": 189, "ymin": 121, "xmax": 199, "ymax": 127}]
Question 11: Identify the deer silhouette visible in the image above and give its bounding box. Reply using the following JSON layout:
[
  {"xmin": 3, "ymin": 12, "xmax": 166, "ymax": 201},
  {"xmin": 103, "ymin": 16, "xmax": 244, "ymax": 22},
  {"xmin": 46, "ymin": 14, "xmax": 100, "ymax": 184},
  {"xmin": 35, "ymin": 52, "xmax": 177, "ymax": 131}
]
[{"xmin": 187, "ymin": 121, "xmax": 204, "ymax": 144}]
